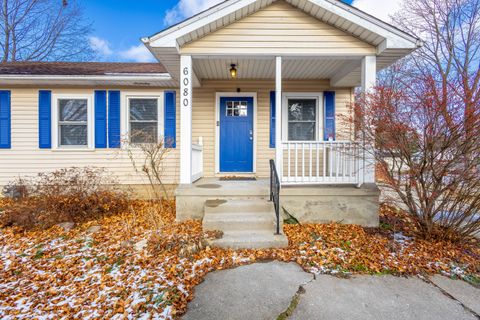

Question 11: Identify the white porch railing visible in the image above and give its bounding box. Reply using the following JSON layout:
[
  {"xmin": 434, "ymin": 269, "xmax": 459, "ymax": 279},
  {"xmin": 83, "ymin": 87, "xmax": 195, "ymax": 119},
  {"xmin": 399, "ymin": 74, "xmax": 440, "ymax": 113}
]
[
  {"xmin": 281, "ymin": 141, "xmax": 362, "ymax": 185},
  {"xmin": 191, "ymin": 139, "xmax": 203, "ymax": 182}
]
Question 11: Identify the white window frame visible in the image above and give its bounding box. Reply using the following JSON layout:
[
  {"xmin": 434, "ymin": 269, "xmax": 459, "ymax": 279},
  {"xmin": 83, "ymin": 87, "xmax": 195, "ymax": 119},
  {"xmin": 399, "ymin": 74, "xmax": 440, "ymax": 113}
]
[
  {"xmin": 282, "ymin": 92, "xmax": 324, "ymax": 142},
  {"xmin": 52, "ymin": 93, "xmax": 94, "ymax": 150},
  {"xmin": 121, "ymin": 92, "xmax": 164, "ymax": 146}
]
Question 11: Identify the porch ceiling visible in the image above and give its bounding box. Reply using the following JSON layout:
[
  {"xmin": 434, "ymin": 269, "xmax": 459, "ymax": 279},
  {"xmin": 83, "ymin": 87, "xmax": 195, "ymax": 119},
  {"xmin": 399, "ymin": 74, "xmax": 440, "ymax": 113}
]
[{"xmin": 192, "ymin": 57, "xmax": 362, "ymax": 85}]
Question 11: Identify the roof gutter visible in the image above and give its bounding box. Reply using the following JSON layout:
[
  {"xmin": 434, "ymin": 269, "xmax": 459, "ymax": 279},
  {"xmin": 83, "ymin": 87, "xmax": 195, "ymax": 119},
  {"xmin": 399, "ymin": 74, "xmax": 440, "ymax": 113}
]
[{"xmin": 0, "ymin": 74, "xmax": 172, "ymax": 81}]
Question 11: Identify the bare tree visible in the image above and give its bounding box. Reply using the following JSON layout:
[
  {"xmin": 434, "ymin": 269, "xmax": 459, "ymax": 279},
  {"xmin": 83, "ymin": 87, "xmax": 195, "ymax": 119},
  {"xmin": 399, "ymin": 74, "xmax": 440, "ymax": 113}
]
[
  {"xmin": 392, "ymin": 0, "xmax": 480, "ymax": 135},
  {"xmin": 0, "ymin": 0, "xmax": 94, "ymax": 62},
  {"xmin": 353, "ymin": 83, "xmax": 479, "ymax": 242},
  {"xmin": 349, "ymin": 0, "xmax": 480, "ymax": 242}
]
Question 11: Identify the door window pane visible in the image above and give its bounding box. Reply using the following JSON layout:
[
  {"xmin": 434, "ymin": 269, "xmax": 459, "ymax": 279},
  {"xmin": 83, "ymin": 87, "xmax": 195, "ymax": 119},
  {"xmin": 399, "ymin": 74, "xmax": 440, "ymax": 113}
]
[
  {"xmin": 287, "ymin": 99, "xmax": 317, "ymax": 141},
  {"xmin": 129, "ymin": 98, "xmax": 158, "ymax": 143},
  {"xmin": 58, "ymin": 98, "xmax": 88, "ymax": 146},
  {"xmin": 226, "ymin": 101, "xmax": 248, "ymax": 117}
]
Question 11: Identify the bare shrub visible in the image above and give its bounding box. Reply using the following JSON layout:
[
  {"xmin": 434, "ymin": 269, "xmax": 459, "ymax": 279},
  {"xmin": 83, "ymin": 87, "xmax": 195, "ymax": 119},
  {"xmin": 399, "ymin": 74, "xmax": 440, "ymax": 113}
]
[
  {"xmin": 352, "ymin": 86, "xmax": 479, "ymax": 242},
  {"xmin": 122, "ymin": 132, "xmax": 172, "ymax": 201},
  {"xmin": 0, "ymin": 167, "xmax": 129, "ymax": 230}
]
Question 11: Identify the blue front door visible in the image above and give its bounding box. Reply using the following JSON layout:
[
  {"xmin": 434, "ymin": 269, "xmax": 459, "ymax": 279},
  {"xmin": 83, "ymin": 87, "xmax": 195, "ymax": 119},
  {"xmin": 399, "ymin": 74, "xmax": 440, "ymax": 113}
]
[{"xmin": 220, "ymin": 97, "xmax": 254, "ymax": 172}]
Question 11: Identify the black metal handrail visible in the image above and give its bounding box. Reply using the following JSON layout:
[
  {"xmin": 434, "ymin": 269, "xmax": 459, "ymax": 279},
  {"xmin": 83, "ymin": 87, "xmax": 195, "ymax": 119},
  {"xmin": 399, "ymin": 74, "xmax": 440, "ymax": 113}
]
[{"xmin": 269, "ymin": 159, "xmax": 281, "ymax": 235}]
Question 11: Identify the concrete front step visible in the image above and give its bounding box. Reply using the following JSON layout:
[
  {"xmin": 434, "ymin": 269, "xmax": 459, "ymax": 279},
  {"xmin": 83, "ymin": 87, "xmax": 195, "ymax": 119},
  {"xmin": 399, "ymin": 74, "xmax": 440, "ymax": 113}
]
[
  {"xmin": 204, "ymin": 199, "xmax": 274, "ymax": 215},
  {"xmin": 203, "ymin": 198, "xmax": 288, "ymax": 249},
  {"xmin": 203, "ymin": 213, "xmax": 275, "ymax": 232},
  {"xmin": 211, "ymin": 231, "xmax": 289, "ymax": 249}
]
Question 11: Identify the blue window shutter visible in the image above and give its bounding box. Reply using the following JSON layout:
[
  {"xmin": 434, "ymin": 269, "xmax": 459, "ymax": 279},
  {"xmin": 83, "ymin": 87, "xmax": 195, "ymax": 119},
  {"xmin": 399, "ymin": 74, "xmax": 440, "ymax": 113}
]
[
  {"xmin": 38, "ymin": 90, "xmax": 52, "ymax": 149},
  {"xmin": 94, "ymin": 90, "xmax": 107, "ymax": 148},
  {"xmin": 108, "ymin": 90, "xmax": 121, "ymax": 148},
  {"xmin": 164, "ymin": 90, "xmax": 176, "ymax": 148},
  {"xmin": 324, "ymin": 91, "xmax": 336, "ymax": 141},
  {"xmin": 270, "ymin": 91, "xmax": 276, "ymax": 148},
  {"xmin": 0, "ymin": 90, "xmax": 11, "ymax": 149}
]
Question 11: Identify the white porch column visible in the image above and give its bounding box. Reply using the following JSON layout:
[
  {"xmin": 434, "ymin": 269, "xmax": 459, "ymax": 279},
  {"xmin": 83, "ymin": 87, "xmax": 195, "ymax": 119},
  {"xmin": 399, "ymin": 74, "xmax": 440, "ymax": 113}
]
[
  {"xmin": 180, "ymin": 55, "xmax": 193, "ymax": 184},
  {"xmin": 275, "ymin": 56, "xmax": 283, "ymax": 178},
  {"xmin": 361, "ymin": 55, "xmax": 377, "ymax": 184}
]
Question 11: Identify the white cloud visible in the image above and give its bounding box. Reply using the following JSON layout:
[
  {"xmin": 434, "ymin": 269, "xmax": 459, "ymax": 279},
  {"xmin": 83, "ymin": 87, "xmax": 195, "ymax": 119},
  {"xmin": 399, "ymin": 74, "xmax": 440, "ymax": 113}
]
[
  {"xmin": 89, "ymin": 36, "xmax": 113, "ymax": 56},
  {"xmin": 351, "ymin": 0, "xmax": 402, "ymax": 23},
  {"xmin": 119, "ymin": 44, "xmax": 155, "ymax": 62},
  {"xmin": 163, "ymin": 0, "xmax": 223, "ymax": 26}
]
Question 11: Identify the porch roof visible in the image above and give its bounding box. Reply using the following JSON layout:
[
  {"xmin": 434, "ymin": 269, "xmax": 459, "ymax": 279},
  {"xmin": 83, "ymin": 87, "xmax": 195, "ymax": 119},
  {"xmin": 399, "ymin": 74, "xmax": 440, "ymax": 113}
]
[{"xmin": 143, "ymin": 0, "xmax": 422, "ymax": 87}]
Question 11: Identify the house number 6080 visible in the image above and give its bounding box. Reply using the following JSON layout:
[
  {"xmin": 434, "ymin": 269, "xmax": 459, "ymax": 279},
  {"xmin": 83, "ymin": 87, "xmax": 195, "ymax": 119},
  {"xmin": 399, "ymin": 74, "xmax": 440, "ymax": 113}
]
[{"xmin": 182, "ymin": 67, "xmax": 190, "ymax": 107}]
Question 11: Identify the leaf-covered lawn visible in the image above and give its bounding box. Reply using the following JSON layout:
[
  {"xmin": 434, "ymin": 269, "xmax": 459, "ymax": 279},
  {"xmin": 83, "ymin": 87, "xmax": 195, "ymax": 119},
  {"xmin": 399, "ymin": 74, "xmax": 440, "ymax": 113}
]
[{"xmin": 0, "ymin": 201, "xmax": 478, "ymax": 319}]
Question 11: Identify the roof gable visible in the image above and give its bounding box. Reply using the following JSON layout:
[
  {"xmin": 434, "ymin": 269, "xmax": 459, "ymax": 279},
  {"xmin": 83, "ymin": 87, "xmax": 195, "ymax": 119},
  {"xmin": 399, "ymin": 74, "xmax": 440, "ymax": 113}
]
[
  {"xmin": 180, "ymin": 1, "xmax": 376, "ymax": 55},
  {"xmin": 145, "ymin": 0, "xmax": 420, "ymax": 51}
]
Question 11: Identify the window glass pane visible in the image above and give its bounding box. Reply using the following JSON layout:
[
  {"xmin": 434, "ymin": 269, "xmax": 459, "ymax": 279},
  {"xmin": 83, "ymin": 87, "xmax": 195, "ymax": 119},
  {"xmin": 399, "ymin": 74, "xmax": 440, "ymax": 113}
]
[
  {"xmin": 130, "ymin": 99, "xmax": 158, "ymax": 121},
  {"xmin": 288, "ymin": 99, "xmax": 316, "ymax": 121},
  {"xmin": 59, "ymin": 99, "xmax": 87, "ymax": 121},
  {"xmin": 60, "ymin": 125, "xmax": 88, "ymax": 146},
  {"xmin": 288, "ymin": 122, "xmax": 316, "ymax": 141},
  {"xmin": 287, "ymin": 98, "xmax": 317, "ymax": 141},
  {"xmin": 226, "ymin": 101, "xmax": 248, "ymax": 117},
  {"xmin": 130, "ymin": 122, "xmax": 158, "ymax": 143}
]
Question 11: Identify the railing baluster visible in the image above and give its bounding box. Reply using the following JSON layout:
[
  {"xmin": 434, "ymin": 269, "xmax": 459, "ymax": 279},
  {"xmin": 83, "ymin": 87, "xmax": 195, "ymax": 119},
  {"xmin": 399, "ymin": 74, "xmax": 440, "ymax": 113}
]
[
  {"xmin": 309, "ymin": 143, "xmax": 312, "ymax": 182},
  {"xmin": 316, "ymin": 142, "xmax": 320, "ymax": 182},
  {"xmin": 335, "ymin": 143, "xmax": 340, "ymax": 180},
  {"xmin": 342, "ymin": 143, "xmax": 347, "ymax": 182},
  {"xmin": 287, "ymin": 142, "xmax": 291, "ymax": 182},
  {"xmin": 301, "ymin": 143, "xmax": 305, "ymax": 183},
  {"xmin": 295, "ymin": 143, "xmax": 298, "ymax": 182},
  {"xmin": 323, "ymin": 142, "xmax": 327, "ymax": 180}
]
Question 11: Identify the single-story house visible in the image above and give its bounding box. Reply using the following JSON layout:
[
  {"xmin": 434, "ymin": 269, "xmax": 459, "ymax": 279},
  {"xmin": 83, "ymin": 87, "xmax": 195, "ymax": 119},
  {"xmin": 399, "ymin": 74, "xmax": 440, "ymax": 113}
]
[{"xmin": 0, "ymin": 0, "xmax": 420, "ymax": 248}]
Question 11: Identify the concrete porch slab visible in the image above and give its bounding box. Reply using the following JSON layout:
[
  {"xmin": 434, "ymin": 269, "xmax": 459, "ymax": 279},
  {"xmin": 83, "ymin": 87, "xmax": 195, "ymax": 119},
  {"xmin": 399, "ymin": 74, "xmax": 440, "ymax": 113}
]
[{"xmin": 176, "ymin": 178, "xmax": 380, "ymax": 227}]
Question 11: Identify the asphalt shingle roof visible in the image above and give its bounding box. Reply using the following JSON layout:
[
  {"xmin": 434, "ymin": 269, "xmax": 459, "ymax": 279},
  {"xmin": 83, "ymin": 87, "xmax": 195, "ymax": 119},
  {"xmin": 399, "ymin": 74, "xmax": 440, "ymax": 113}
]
[{"xmin": 0, "ymin": 62, "xmax": 167, "ymax": 76}]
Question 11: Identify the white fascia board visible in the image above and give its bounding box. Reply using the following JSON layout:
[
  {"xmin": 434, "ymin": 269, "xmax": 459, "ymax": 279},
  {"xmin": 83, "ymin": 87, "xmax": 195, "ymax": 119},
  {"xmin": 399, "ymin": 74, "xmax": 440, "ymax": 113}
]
[{"xmin": 145, "ymin": 0, "xmax": 261, "ymax": 48}]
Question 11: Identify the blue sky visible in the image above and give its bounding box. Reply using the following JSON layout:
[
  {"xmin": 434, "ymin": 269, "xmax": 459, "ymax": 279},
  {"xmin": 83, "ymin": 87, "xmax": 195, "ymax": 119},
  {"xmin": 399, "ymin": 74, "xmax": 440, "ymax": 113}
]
[{"xmin": 84, "ymin": 0, "xmax": 401, "ymax": 62}]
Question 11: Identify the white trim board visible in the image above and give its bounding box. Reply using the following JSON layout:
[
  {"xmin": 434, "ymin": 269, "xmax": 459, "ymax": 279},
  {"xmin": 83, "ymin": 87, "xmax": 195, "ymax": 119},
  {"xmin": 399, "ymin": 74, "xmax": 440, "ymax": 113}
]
[{"xmin": 215, "ymin": 92, "xmax": 258, "ymax": 174}]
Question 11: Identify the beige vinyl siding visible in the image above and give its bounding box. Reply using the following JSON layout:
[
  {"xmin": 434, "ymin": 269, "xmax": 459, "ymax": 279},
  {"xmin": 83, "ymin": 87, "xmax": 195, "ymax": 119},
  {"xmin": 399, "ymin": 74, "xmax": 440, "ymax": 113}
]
[
  {"xmin": 180, "ymin": 1, "xmax": 375, "ymax": 56},
  {"xmin": 0, "ymin": 81, "xmax": 353, "ymax": 187},
  {"xmin": 0, "ymin": 87, "xmax": 180, "ymax": 187},
  {"xmin": 191, "ymin": 80, "xmax": 354, "ymax": 178}
]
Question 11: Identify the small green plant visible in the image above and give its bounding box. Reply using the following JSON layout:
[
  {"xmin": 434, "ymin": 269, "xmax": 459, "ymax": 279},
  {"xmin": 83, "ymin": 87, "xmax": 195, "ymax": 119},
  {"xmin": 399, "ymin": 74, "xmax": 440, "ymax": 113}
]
[
  {"xmin": 462, "ymin": 275, "xmax": 480, "ymax": 287},
  {"xmin": 33, "ymin": 249, "xmax": 44, "ymax": 259}
]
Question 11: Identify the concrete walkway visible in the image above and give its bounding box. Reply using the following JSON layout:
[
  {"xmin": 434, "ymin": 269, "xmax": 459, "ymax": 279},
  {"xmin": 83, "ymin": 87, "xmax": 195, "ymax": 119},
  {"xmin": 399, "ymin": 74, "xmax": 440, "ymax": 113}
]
[{"xmin": 182, "ymin": 262, "xmax": 480, "ymax": 320}]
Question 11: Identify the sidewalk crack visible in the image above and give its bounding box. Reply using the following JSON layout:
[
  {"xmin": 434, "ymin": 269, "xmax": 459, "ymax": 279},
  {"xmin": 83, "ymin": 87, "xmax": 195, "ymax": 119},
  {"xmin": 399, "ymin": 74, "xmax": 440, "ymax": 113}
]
[
  {"xmin": 276, "ymin": 274, "xmax": 315, "ymax": 320},
  {"xmin": 420, "ymin": 276, "xmax": 480, "ymax": 319}
]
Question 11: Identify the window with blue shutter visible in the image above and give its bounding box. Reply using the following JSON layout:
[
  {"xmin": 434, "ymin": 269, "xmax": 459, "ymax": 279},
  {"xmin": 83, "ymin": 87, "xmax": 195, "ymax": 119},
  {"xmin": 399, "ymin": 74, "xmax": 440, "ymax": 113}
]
[
  {"xmin": 0, "ymin": 90, "xmax": 11, "ymax": 149},
  {"xmin": 108, "ymin": 90, "xmax": 121, "ymax": 148},
  {"xmin": 164, "ymin": 90, "xmax": 176, "ymax": 148},
  {"xmin": 94, "ymin": 90, "xmax": 107, "ymax": 148},
  {"xmin": 270, "ymin": 91, "xmax": 275, "ymax": 148},
  {"xmin": 324, "ymin": 91, "xmax": 336, "ymax": 141},
  {"xmin": 38, "ymin": 90, "xmax": 52, "ymax": 148}
]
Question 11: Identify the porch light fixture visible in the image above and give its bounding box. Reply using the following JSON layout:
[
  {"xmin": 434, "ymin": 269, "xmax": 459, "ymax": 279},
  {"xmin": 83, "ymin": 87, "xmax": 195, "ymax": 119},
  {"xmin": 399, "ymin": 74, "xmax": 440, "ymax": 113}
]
[{"xmin": 229, "ymin": 64, "xmax": 237, "ymax": 79}]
